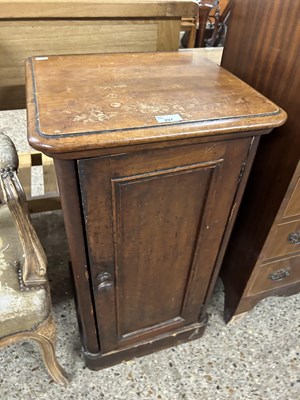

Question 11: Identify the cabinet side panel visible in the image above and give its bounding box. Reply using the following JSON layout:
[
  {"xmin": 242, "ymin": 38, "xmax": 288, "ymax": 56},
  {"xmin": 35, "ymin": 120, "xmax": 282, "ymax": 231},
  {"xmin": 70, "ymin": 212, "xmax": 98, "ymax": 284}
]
[
  {"xmin": 54, "ymin": 159, "xmax": 100, "ymax": 354},
  {"xmin": 221, "ymin": 0, "xmax": 300, "ymax": 251}
]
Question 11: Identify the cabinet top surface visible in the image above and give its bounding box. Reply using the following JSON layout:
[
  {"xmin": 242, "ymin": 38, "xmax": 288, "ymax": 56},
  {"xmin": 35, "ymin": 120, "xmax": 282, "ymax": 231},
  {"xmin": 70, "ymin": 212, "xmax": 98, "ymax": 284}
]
[
  {"xmin": 26, "ymin": 51, "xmax": 286, "ymax": 155},
  {"xmin": 0, "ymin": 0, "xmax": 198, "ymax": 18}
]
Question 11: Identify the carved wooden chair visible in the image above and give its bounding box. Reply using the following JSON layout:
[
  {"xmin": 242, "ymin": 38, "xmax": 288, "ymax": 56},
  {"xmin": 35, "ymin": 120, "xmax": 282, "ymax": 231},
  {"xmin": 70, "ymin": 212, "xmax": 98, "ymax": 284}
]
[
  {"xmin": 181, "ymin": 1, "xmax": 215, "ymax": 48},
  {"xmin": 0, "ymin": 133, "xmax": 68, "ymax": 385},
  {"xmin": 205, "ymin": 0, "xmax": 232, "ymax": 47}
]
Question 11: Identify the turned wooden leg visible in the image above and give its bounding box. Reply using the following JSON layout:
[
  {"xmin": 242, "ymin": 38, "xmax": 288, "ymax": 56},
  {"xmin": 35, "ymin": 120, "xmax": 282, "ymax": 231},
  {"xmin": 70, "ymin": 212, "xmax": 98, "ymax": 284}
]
[
  {"xmin": 32, "ymin": 332, "xmax": 69, "ymax": 385},
  {"xmin": 33, "ymin": 314, "xmax": 69, "ymax": 385},
  {"xmin": 0, "ymin": 316, "xmax": 68, "ymax": 385}
]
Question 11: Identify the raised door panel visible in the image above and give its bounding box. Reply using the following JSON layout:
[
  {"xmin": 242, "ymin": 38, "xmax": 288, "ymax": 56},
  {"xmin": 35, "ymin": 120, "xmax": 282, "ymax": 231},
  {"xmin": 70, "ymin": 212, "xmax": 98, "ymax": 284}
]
[
  {"xmin": 112, "ymin": 166, "xmax": 213, "ymax": 338},
  {"xmin": 78, "ymin": 139, "xmax": 250, "ymax": 353}
]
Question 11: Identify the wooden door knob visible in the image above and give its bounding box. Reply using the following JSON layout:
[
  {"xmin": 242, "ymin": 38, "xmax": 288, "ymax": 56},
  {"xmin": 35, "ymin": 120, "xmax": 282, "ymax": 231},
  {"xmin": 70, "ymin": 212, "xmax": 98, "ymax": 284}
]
[{"xmin": 96, "ymin": 272, "xmax": 113, "ymax": 293}]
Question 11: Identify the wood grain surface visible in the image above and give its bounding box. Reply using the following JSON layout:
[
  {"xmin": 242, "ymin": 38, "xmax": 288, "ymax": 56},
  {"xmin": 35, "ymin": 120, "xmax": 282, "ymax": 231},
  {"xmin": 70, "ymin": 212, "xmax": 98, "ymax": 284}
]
[
  {"xmin": 0, "ymin": 0, "xmax": 198, "ymax": 18},
  {"xmin": 25, "ymin": 45, "xmax": 288, "ymax": 366},
  {"xmin": 220, "ymin": 0, "xmax": 300, "ymax": 320},
  {"xmin": 77, "ymin": 134, "xmax": 253, "ymax": 359},
  {"xmin": 0, "ymin": 1, "xmax": 198, "ymax": 110},
  {"xmin": 26, "ymin": 50, "xmax": 286, "ymax": 156}
]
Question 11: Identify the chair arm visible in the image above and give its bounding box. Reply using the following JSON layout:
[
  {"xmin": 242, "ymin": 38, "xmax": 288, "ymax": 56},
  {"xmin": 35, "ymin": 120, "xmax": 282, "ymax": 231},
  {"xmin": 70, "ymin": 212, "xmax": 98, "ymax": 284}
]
[{"xmin": 0, "ymin": 133, "xmax": 47, "ymax": 286}]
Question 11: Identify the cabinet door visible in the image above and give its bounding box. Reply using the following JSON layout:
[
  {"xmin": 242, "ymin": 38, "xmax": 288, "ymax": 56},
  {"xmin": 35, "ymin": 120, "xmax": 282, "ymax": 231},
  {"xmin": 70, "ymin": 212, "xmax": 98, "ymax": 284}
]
[{"xmin": 78, "ymin": 139, "xmax": 250, "ymax": 353}]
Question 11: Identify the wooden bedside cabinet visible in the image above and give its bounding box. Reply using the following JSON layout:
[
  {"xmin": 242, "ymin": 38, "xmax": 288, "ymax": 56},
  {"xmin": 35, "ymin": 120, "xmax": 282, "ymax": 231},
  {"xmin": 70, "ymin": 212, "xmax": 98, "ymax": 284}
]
[{"xmin": 26, "ymin": 51, "xmax": 286, "ymax": 369}]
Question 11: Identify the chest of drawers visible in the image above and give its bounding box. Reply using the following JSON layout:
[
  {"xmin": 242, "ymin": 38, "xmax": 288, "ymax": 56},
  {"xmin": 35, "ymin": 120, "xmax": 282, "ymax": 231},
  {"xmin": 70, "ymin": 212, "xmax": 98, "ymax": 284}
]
[
  {"xmin": 220, "ymin": 0, "xmax": 300, "ymax": 322},
  {"xmin": 26, "ymin": 50, "xmax": 285, "ymax": 369}
]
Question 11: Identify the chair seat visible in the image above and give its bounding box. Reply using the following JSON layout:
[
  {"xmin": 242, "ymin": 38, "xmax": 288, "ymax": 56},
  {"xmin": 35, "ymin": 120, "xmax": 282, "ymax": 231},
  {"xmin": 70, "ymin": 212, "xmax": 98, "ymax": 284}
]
[{"xmin": 0, "ymin": 205, "xmax": 49, "ymax": 338}]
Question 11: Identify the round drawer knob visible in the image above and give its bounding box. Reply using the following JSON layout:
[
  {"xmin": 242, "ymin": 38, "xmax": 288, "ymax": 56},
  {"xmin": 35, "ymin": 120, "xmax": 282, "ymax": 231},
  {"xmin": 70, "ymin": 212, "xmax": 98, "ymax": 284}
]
[{"xmin": 287, "ymin": 232, "xmax": 300, "ymax": 244}]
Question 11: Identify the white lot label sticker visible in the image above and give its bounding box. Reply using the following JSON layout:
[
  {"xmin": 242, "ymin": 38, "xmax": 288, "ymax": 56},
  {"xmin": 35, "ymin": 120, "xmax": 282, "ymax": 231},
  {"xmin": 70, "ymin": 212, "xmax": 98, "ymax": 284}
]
[{"xmin": 155, "ymin": 114, "xmax": 183, "ymax": 123}]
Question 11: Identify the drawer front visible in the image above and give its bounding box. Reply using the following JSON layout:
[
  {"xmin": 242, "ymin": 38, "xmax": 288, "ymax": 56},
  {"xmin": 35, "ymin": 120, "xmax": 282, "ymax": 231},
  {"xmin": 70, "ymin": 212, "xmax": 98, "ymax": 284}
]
[
  {"xmin": 283, "ymin": 174, "xmax": 300, "ymax": 218},
  {"xmin": 248, "ymin": 256, "xmax": 300, "ymax": 296},
  {"xmin": 263, "ymin": 219, "xmax": 300, "ymax": 260}
]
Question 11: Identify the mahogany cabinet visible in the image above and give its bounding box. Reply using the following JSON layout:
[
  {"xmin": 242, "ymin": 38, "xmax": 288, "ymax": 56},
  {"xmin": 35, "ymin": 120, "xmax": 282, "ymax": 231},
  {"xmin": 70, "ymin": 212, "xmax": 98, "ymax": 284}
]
[
  {"xmin": 26, "ymin": 51, "xmax": 285, "ymax": 369},
  {"xmin": 220, "ymin": 0, "xmax": 300, "ymax": 321}
]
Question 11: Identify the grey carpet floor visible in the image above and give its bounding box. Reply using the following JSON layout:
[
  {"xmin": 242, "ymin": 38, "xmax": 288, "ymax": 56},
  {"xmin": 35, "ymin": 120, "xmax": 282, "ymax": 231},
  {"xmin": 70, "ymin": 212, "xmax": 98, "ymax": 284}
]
[{"xmin": 0, "ymin": 108, "xmax": 299, "ymax": 400}]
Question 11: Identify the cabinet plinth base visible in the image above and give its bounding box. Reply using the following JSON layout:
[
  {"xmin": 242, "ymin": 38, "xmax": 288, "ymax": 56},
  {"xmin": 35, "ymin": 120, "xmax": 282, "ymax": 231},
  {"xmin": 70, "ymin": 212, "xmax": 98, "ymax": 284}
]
[
  {"xmin": 83, "ymin": 320, "xmax": 207, "ymax": 371},
  {"xmin": 223, "ymin": 280, "xmax": 300, "ymax": 323}
]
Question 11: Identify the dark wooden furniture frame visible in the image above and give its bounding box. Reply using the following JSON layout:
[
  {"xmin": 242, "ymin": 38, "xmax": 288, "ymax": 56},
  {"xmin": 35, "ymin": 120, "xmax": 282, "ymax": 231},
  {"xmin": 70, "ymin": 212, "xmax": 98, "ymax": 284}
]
[
  {"xmin": 26, "ymin": 51, "xmax": 285, "ymax": 369},
  {"xmin": 220, "ymin": 0, "xmax": 300, "ymax": 321}
]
